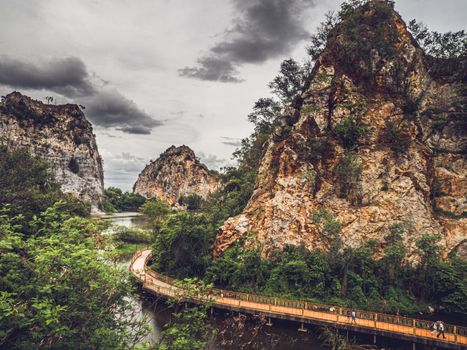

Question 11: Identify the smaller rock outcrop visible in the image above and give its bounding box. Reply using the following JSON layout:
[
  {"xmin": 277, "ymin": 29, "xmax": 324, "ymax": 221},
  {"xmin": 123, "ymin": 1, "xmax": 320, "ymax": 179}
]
[
  {"xmin": 0, "ymin": 92, "xmax": 104, "ymax": 208},
  {"xmin": 133, "ymin": 145, "xmax": 221, "ymax": 206}
]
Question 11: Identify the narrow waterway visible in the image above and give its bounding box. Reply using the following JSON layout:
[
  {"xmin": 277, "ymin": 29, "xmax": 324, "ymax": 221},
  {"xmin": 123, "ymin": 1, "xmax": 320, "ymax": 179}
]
[{"xmin": 102, "ymin": 213, "xmax": 427, "ymax": 350}]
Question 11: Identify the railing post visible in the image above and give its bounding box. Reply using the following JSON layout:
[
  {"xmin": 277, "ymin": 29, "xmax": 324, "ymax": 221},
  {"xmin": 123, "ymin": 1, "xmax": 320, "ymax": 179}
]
[
  {"xmin": 374, "ymin": 313, "xmax": 377, "ymax": 328},
  {"xmin": 274, "ymin": 298, "xmax": 277, "ymax": 306},
  {"xmin": 453, "ymin": 326, "xmax": 457, "ymax": 342},
  {"xmin": 412, "ymin": 319, "xmax": 416, "ymax": 335}
]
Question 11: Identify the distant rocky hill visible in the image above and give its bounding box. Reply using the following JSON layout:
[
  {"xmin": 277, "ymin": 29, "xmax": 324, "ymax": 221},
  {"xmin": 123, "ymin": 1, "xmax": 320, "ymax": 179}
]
[
  {"xmin": 214, "ymin": 1, "xmax": 466, "ymax": 258},
  {"xmin": 0, "ymin": 92, "xmax": 104, "ymax": 208},
  {"xmin": 133, "ymin": 145, "xmax": 221, "ymax": 206}
]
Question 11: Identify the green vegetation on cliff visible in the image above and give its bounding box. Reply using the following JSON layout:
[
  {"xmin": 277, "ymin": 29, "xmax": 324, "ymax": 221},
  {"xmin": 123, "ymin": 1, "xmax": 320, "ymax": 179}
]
[
  {"xmin": 148, "ymin": 0, "xmax": 467, "ymax": 318},
  {"xmin": 0, "ymin": 147, "xmax": 148, "ymax": 349}
]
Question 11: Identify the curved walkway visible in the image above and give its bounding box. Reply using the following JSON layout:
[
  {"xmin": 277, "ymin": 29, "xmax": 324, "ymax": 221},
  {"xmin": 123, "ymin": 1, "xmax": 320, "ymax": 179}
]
[{"xmin": 130, "ymin": 249, "xmax": 467, "ymax": 349}]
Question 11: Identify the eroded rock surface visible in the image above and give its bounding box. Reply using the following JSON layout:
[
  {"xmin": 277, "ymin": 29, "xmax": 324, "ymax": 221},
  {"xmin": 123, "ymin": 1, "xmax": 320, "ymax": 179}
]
[
  {"xmin": 214, "ymin": 2, "xmax": 466, "ymax": 258},
  {"xmin": 133, "ymin": 145, "xmax": 221, "ymax": 206},
  {"xmin": 0, "ymin": 92, "xmax": 104, "ymax": 208}
]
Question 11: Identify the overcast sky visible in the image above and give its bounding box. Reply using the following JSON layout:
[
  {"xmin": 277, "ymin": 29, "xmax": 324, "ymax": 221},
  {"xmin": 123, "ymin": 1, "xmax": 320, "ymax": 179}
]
[{"xmin": 0, "ymin": 0, "xmax": 465, "ymax": 190}]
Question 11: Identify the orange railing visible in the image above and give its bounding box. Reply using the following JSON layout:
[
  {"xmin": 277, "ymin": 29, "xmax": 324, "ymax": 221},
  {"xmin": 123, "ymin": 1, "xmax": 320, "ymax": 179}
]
[{"xmin": 130, "ymin": 249, "xmax": 467, "ymax": 346}]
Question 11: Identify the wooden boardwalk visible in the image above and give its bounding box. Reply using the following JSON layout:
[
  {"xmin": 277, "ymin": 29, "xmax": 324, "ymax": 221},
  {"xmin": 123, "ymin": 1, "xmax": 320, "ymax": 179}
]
[{"xmin": 130, "ymin": 249, "xmax": 467, "ymax": 349}]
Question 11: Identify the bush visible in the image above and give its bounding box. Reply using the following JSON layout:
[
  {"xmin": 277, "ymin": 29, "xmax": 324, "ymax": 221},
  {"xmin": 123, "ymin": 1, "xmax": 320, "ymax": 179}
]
[
  {"xmin": 0, "ymin": 204, "xmax": 147, "ymax": 349},
  {"xmin": 179, "ymin": 193, "xmax": 204, "ymax": 211},
  {"xmin": 151, "ymin": 212, "xmax": 214, "ymax": 278},
  {"xmin": 103, "ymin": 187, "xmax": 146, "ymax": 212},
  {"xmin": 379, "ymin": 121, "xmax": 411, "ymax": 155},
  {"xmin": 112, "ymin": 225, "xmax": 152, "ymax": 244},
  {"xmin": 332, "ymin": 116, "xmax": 368, "ymax": 150},
  {"xmin": 333, "ymin": 151, "xmax": 363, "ymax": 201},
  {"xmin": 310, "ymin": 207, "xmax": 342, "ymax": 239},
  {"xmin": 0, "ymin": 146, "xmax": 90, "ymax": 233}
]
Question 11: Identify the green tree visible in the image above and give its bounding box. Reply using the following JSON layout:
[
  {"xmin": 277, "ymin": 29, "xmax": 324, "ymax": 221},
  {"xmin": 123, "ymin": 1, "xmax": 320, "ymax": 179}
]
[
  {"xmin": 408, "ymin": 19, "xmax": 467, "ymax": 59},
  {"xmin": 0, "ymin": 203, "xmax": 148, "ymax": 349},
  {"xmin": 381, "ymin": 224, "xmax": 407, "ymax": 284},
  {"xmin": 0, "ymin": 146, "xmax": 90, "ymax": 234},
  {"xmin": 153, "ymin": 278, "xmax": 216, "ymax": 350},
  {"xmin": 178, "ymin": 194, "xmax": 204, "ymax": 211},
  {"xmin": 268, "ymin": 59, "xmax": 308, "ymax": 104},
  {"xmin": 103, "ymin": 187, "xmax": 146, "ymax": 212},
  {"xmin": 140, "ymin": 198, "xmax": 171, "ymax": 234},
  {"xmin": 151, "ymin": 212, "xmax": 214, "ymax": 278},
  {"xmin": 332, "ymin": 116, "xmax": 368, "ymax": 150}
]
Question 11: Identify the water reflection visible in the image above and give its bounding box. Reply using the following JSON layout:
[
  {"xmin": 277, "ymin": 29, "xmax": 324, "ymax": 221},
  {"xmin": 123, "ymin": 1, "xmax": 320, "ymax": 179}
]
[{"xmin": 101, "ymin": 212, "xmax": 150, "ymax": 230}]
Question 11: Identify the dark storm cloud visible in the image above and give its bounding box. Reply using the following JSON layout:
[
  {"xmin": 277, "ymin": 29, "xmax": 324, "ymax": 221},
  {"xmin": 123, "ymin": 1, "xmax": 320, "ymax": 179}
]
[
  {"xmin": 0, "ymin": 56, "xmax": 96, "ymax": 97},
  {"xmin": 179, "ymin": 0, "xmax": 315, "ymax": 82},
  {"xmin": 0, "ymin": 55, "xmax": 162, "ymax": 135},
  {"xmin": 84, "ymin": 89, "xmax": 163, "ymax": 135},
  {"xmin": 178, "ymin": 57, "xmax": 242, "ymax": 82}
]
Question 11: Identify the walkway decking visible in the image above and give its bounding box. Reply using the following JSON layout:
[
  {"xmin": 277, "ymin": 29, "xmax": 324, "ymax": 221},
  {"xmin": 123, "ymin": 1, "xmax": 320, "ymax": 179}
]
[{"xmin": 130, "ymin": 249, "xmax": 467, "ymax": 350}]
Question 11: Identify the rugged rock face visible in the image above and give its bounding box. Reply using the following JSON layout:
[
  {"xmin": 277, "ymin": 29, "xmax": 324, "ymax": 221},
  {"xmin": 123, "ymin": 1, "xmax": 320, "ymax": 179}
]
[
  {"xmin": 133, "ymin": 145, "xmax": 221, "ymax": 206},
  {"xmin": 214, "ymin": 2, "xmax": 466, "ymax": 258},
  {"xmin": 0, "ymin": 92, "xmax": 104, "ymax": 208}
]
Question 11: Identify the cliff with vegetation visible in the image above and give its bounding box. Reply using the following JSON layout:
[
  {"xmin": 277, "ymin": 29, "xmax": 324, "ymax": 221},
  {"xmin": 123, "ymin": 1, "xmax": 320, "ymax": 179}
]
[
  {"xmin": 0, "ymin": 92, "xmax": 104, "ymax": 208},
  {"xmin": 133, "ymin": 145, "xmax": 221, "ymax": 207},
  {"xmin": 214, "ymin": 1, "xmax": 466, "ymax": 259}
]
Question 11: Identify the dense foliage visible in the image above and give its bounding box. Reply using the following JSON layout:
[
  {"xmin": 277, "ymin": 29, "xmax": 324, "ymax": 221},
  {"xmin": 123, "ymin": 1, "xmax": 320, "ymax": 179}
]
[
  {"xmin": 0, "ymin": 203, "xmax": 148, "ymax": 349},
  {"xmin": 408, "ymin": 20, "xmax": 467, "ymax": 59},
  {"xmin": 0, "ymin": 147, "xmax": 148, "ymax": 349},
  {"xmin": 194, "ymin": 225, "xmax": 466, "ymax": 316},
  {"xmin": 102, "ymin": 187, "xmax": 146, "ymax": 213},
  {"xmin": 0, "ymin": 146, "xmax": 90, "ymax": 234},
  {"xmin": 152, "ymin": 279, "xmax": 216, "ymax": 350}
]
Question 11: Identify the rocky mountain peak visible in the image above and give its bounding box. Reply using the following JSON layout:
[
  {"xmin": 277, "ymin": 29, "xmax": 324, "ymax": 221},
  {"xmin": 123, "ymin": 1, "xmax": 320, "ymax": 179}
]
[
  {"xmin": 0, "ymin": 91, "xmax": 104, "ymax": 208},
  {"xmin": 133, "ymin": 145, "xmax": 221, "ymax": 206},
  {"xmin": 214, "ymin": 2, "xmax": 466, "ymax": 259}
]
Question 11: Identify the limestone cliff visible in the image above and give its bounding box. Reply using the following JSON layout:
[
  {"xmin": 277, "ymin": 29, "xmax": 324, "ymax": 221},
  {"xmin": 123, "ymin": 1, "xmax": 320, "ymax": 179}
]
[
  {"xmin": 133, "ymin": 145, "xmax": 221, "ymax": 206},
  {"xmin": 214, "ymin": 2, "xmax": 466, "ymax": 258},
  {"xmin": 0, "ymin": 92, "xmax": 104, "ymax": 208}
]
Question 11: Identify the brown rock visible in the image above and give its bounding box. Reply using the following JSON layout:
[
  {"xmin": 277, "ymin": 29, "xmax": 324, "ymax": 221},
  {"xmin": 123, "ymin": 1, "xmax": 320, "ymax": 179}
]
[
  {"xmin": 0, "ymin": 92, "xmax": 104, "ymax": 209},
  {"xmin": 133, "ymin": 145, "xmax": 221, "ymax": 207},
  {"xmin": 214, "ymin": 3, "xmax": 466, "ymax": 258}
]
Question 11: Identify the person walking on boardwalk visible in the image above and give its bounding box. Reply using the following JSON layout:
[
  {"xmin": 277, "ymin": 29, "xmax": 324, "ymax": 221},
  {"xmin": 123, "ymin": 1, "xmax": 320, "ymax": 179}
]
[
  {"xmin": 437, "ymin": 321, "xmax": 446, "ymax": 339},
  {"xmin": 351, "ymin": 310, "xmax": 357, "ymax": 324},
  {"xmin": 347, "ymin": 310, "xmax": 351, "ymax": 322},
  {"xmin": 431, "ymin": 321, "xmax": 438, "ymax": 334}
]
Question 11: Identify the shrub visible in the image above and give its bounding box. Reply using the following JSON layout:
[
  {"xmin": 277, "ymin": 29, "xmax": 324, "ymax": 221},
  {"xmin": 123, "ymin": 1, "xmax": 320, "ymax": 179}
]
[
  {"xmin": 310, "ymin": 207, "xmax": 342, "ymax": 239},
  {"xmin": 333, "ymin": 151, "xmax": 363, "ymax": 201},
  {"xmin": 179, "ymin": 193, "xmax": 204, "ymax": 211},
  {"xmin": 112, "ymin": 225, "xmax": 152, "ymax": 244},
  {"xmin": 103, "ymin": 187, "xmax": 146, "ymax": 212},
  {"xmin": 332, "ymin": 116, "xmax": 368, "ymax": 150},
  {"xmin": 379, "ymin": 121, "xmax": 411, "ymax": 155}
]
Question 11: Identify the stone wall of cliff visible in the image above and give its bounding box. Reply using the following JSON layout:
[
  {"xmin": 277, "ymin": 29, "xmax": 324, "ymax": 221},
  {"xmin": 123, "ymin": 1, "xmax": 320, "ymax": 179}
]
[
  {"xmin": 214, "ymin": 2, "xmax": 466, "ymax": 259},
  {"xmin": 133, "ymin": 145, "xmax": 221, "ymax": 206},
  {"xmin": 0, "ymin": 92, "xmax": 104, "ymax": 208}
]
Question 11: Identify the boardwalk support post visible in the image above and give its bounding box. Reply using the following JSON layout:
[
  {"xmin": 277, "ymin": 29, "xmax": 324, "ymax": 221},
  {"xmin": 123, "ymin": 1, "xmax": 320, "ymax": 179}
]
[
  {"xmin": 298, "ymin": 322, "xmax": 306, "ymax": 332},
  {"xmin": 266, "ymin": 317, "xmax": 273, "ymax": 326}
]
